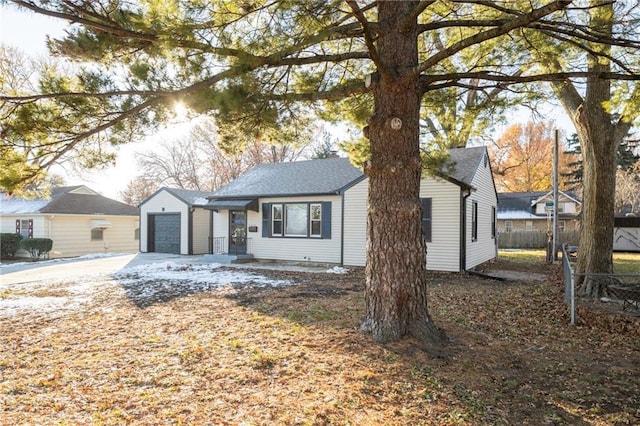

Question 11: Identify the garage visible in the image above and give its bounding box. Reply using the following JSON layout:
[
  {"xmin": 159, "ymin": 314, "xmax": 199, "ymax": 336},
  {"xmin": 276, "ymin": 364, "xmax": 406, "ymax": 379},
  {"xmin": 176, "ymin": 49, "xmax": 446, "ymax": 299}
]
[
  {"xmin": 139, "ymin": 188, "xmax": 214, "ymax": 255},
  {"xmin": 149, "ymin": 213, "xmax": 181, "ymax": 254}
]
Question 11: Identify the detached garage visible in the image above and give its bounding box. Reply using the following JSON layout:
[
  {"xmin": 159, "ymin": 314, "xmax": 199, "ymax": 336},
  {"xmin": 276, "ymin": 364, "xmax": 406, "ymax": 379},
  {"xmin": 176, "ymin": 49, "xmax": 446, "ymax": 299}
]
[{"xmin": 139, "ymin": 188, "xmax": 212, "ymax": 255}]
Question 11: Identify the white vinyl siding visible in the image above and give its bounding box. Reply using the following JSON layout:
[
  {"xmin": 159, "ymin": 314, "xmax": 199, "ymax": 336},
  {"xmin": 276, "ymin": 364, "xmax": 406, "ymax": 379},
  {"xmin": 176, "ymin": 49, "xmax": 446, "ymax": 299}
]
[
  {"xmin": 342, "ymin": 177, "xmax": 464, "ymax": 272},
  {"xmin": 465, "ymin": 152, "xmax": 498, "ymax": 269},
  {"xmin": 213, "ymin": 195, "xmax": 343, "ymax": 264},
  {"xmin": 140, "ymin": 189, "xmax": 190, "ymax": 254},
  {"xmin": 343, "ymin": 180, "xmax": 368, "ymax": 267},
  {"xmin": 420, "ymin": 178, "xmax": 462, "ymax": 272},
  {"xmin": 191, "ymin": 208, "xmax": 210, "ymax": 254}
]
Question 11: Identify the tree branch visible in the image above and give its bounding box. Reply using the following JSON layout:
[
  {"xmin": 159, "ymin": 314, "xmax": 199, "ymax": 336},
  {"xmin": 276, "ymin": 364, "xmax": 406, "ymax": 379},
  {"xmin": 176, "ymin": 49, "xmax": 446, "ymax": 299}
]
[{"xmin": 413, "ymin": 1, "xmax": 572, "ymax": 77}]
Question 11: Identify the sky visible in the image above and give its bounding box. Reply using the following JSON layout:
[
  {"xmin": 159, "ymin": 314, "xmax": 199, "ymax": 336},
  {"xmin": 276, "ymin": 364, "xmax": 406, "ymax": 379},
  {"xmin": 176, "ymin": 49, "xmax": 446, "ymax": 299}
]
[{"xmin": 1, "ymin": 4, "xmax": 577, "ymax": 202}]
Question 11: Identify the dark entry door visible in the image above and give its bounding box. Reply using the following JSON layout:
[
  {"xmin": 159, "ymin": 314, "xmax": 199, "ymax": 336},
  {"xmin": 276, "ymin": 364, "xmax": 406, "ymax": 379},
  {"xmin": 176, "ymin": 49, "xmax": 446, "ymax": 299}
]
[
  {"xmin": 229, "ymin": 210, "xmax": 247, "ymax": 255},
  {"xmin": 152, "ymin": 214, "xmax": 181, "ymax": 254}
]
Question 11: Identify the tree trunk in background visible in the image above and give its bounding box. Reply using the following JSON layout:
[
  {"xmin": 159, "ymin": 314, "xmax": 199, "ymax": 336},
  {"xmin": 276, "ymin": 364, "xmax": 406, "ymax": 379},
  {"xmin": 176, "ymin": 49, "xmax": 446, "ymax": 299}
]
[
  {"xmin": 360, "ymin": 1, "xmax": 444, "ymax": 344},
  {"xmin": 564, "ymin": 2, "xmax": 626, "ymax": 297}
]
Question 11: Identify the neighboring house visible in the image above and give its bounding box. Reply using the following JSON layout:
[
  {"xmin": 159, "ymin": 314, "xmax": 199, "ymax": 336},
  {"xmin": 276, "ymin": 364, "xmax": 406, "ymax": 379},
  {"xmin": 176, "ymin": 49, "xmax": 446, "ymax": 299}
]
[
  {"xmin": 139, "ymin": 187, "xmax": 212, "ymax": 255},
  {"xmin": 497, "ymin": 191, "xmax": 581, "ymax": 234},
  {"xmin": 614, "ymin": 216, "xmax": 640, "ymax": 252},
  {"xmin": 199, "ymin": 146, "xmax": 498, "ymax": 272},
  {"xmin": 0, "ymin": 186, "xmax": 139, "ymax": 258}
]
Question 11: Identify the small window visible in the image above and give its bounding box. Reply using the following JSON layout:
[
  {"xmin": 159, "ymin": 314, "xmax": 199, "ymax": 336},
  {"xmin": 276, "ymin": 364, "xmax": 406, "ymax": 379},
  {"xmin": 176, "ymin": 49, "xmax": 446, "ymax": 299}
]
[
  {"xmin": 491, "ymin": 207, "xmax": 496, "ymax": 239},
  {"xmin": 134, "ymin": 228, "xmax": 140, "ymax": 240},
  {"xmin": 17, "ymin": 219, "xmax": 33, "ymax": 239},
  {"xmin": 272, "ymin": 204, "xmax": 283, "ymax": 236},
  {"xmin": 421, "ymin": 198, "xmax": 432, "ymax": 243},
  {"xmin": 558, "ymin": 221, "xmax": 566, "ymax": 232},
  {"xmin": 91, "ymin": 229, "xmax": 104, "ymax": 241},
  {"xmin": 505, "ymin": 221, "xmax": 513, "ymax": 233},
  {"xmin": 310, "ymin": 203, "xmax": 322, "ymax": 237},
  {"xmin": 525, "ymin": 221, "xmax": 533, "ymax": 231},
  {"xmin": 471, "ymin": 201, "xmax": 478, "ymax": 242}
]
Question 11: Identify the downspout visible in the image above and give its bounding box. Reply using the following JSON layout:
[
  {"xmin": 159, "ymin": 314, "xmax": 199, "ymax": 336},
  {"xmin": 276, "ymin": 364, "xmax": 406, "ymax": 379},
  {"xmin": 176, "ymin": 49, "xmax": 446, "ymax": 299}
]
[
  {"xmin": 188, "ymin": 207, "xmax": 194, "ymax": 255},
  {"xmin": 461, "ymin": 189, "xmax": 472, "ymax": 272},
  {"xmin": 209, "ymin": 209, "xmax": 214, "ymax": 254},
  {"xmin": 340, "ymin": 192, "xmax": 345, "ymax": 265}
]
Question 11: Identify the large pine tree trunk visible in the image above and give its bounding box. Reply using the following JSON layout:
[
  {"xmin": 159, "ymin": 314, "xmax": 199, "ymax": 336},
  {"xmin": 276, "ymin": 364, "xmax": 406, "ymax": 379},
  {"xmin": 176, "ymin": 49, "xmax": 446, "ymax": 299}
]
[{"xmin": 359, "ymin": 1, "xmax": 444, "ymax": 344}]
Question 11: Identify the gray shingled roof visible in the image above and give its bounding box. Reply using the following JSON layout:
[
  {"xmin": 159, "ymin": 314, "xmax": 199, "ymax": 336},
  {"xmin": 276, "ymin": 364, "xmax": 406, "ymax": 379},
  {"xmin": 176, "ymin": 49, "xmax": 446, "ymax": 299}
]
[
  {"xmin": 162, "ymin": 187, "xmax": 212, "ymax": 206},
  {"xmin": 1, "ymin": 186, "xmax": 138, "ymax": 216},
  {"xmin": 497, "ymin": 190, "xmax": 581, "ymax": 219},
  {"xmin": 497, "ymin": 191, "xmax": 548, "ymax": 214},
  {"xmin": 210, "ymin": 148, "xmax": 489, "ymax": 200},
  {"xmin": 211, "ymin": 158, "xmax": 366, "ymax": 198},
  {"xmin": 445, "ymin": 146, "xmax": 486, "ymax": 186}
]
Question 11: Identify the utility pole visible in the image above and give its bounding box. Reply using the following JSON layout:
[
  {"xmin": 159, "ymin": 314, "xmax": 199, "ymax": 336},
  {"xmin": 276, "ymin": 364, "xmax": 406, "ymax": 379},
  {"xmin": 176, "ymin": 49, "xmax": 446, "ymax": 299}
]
[{"xmin": 553, "ymin": 129, "xmax": 559, "ymax": 260}]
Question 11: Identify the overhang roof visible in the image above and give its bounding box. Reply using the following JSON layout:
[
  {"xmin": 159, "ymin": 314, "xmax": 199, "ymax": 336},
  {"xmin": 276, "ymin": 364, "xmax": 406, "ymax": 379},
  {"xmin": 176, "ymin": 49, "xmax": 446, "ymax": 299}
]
[{"xmin": 205, "ymin": 198, "xmax": 259, "ymax": 211}]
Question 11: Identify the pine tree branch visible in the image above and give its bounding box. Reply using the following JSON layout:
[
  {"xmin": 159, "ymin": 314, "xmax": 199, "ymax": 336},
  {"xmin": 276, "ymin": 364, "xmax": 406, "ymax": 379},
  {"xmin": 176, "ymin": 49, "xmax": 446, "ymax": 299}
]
[{"xmin": 413, "ymin": 0, "xmax": 572, "ymax": 77}]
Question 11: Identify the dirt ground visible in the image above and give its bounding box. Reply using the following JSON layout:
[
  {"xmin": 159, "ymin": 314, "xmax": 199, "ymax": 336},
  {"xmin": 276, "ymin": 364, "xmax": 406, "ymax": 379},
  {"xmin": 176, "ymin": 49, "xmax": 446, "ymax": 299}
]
[{"xmin": 1, "ymin": 259, "xmax": 638, "ymax": 425}]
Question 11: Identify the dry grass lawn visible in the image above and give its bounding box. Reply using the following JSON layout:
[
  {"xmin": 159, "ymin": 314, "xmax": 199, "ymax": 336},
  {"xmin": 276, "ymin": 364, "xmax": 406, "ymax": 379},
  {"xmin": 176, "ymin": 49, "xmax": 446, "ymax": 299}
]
[{"xmin": 1, "ymin": 255, "xmax": 639, "ymax": 425}]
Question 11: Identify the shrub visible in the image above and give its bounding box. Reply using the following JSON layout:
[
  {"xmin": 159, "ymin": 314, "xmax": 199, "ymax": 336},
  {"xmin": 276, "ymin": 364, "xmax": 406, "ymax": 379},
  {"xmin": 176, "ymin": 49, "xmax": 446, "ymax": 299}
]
[
  {"xmin": 19, "ymin": 238, "xmax": 53, "ymax": 261},
  {"xmin": 1, "ymin": 233, "xmax": 23, "ymax": 260}
]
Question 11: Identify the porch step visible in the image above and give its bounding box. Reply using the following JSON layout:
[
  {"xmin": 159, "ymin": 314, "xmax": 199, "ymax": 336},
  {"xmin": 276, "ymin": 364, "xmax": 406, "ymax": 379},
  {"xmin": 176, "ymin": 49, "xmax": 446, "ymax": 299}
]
[{"xmin": 202, "ymin": 254, "xmax": 254, "ymax": 264}]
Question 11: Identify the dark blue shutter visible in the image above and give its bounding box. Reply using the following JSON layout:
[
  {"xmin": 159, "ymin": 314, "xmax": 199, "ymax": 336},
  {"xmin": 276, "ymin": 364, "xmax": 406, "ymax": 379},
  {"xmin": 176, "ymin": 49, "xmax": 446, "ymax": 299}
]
[
  {"xmin": 262, "ymin": 203, "xmax": 271, "ymax": 237},
  {"xmin": 321, "ymin": 202, "xmax": 331, "ymax": 239},
  {"xmin": 421, "ymin": 198, "xmax": 432, "ymax": 242}
]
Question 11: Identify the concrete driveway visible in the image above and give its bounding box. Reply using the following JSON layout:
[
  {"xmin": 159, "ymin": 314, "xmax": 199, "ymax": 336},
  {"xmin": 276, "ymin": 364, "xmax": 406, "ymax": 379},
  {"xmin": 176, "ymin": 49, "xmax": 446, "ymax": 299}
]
[{"xmin": 0, "ymin": 253, "xmax": 203, "ymax": 286}]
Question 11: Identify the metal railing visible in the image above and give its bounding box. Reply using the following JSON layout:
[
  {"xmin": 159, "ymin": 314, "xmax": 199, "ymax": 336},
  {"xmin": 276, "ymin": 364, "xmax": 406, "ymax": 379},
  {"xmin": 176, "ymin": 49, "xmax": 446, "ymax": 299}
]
[
  {"xmin": 209, "ymin": 236, "xmax": 252, "ymax": 255},
  {"xmin": 562, "ymin": 245, "xmax": 640, "ymax": 323},
  {"xmin": 211, "ymin": 236, "xmax": 226, "ymax": 254},
  {"xmin": 561, "ymin": 245, "xmax": 576, "ymax": 325}
]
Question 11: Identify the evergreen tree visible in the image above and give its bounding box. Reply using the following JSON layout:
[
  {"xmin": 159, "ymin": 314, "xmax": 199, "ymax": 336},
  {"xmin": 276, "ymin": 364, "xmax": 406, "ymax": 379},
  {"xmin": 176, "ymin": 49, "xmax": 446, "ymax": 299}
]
[{"xmin": 3, "ymin": 1, "xmax": 640, "ymax": 343}]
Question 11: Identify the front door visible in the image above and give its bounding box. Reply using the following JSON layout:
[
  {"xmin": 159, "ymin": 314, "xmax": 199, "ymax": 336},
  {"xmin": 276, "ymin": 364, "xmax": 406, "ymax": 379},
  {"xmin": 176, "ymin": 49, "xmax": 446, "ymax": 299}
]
[{"xmin": 229, "ymin": 210, "xmax": 247, "ymax": 255}]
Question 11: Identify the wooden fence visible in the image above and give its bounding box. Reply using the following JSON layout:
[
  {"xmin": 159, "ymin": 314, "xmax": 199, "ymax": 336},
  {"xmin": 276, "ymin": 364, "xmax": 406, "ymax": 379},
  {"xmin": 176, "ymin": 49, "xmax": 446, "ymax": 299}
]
[{"xmin": 497, "ymin": 230, "xmax": 580, "ymax": 249}]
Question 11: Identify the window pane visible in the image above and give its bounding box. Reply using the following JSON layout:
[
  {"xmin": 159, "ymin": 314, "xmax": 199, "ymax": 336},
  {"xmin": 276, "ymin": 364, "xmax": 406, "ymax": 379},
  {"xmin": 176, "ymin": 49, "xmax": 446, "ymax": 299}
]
[
  {"xmin": 273, "ymin": 221, "xmax": 282, "ymax": 235},
  {"xmin": 20, "ymin": 219, "xmax": 30, "ymax": 238},
  {"xmin": 273, "ymin": 205, "xmax": 282, "ymax": 220},
  {"xmin": 285, "ymin": 204, "xmax": 308, "ymax": 236},
  {"xmin": 91, "ymin": 229, "xmax": 104, "ymax": 240},
  {"xmin": 272, "ymin": 205, "xmax": 283, "ymax": 236},
  {"xmin": 310, "ymin": 204, "xmax": 321, "ymax": 220},
  {"xmin": 310, "ymin": 204, "xmax": 322, "ymax": 237},
  {"xmin": 311, "ymin": 221, "xmax": 321, "ymax": 236}
]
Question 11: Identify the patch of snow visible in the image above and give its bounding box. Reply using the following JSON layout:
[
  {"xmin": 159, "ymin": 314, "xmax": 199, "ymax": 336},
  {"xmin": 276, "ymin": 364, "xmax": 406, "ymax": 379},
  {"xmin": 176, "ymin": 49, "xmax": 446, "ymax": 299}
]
[
  {"xmin": 1, "ymin": 262, "xmax": 294, "ymax": 317},
  {"xmin": 0, "ymin": 252, "xmax": 127, "ymax": 268},
  {"xmin": 0, "ymin": 295, "xmax": 89, "ymax": 316},
  {"xmin": 327, "ymin": 266, "xmax": 349, "ymax": 274},
  {"xmin": 112, "ymin": 262, "xmax": 293, "ymax": 287}
]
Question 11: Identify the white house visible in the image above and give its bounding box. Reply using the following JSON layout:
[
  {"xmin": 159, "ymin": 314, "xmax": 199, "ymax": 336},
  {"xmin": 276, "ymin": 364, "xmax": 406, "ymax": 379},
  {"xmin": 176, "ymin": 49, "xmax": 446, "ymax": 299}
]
[
  {"xmin": 138, "ymin": 187, "xmax": 212, "ymax": 255},
  {"xmin": 200, "ymin": 146, "xmax": 498, "ymax": 272},
  {"xmin": 0, "ymin": 186, "xmax": 139, "ymax": 259},
  {"xmin": 614, "ymin": 216, "xmax": 640, "ymax": 252},
  {"xmin": 497, "ymin": 190, "xmax": 582, "ymax": 233}
]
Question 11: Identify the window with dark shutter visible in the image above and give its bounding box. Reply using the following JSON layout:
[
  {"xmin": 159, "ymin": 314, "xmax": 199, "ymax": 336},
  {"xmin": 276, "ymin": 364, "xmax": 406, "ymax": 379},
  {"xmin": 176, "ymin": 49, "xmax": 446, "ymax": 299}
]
[
  {"xmin": 472, "ymin": 201, "xmax": 478, "ymax": 242},
  {"xmin": 491, "ymin": 206, "xmax": 496, "ymax": 239},
  {"xmin": 421, "ymin": 198, "xmax": 432, "ymax": 243}
]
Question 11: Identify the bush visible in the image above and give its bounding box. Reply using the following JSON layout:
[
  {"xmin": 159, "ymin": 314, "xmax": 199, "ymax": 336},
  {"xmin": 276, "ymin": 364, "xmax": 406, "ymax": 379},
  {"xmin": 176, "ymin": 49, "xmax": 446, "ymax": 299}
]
[
  {"xmin": 19, "ymin": 238, "xmax": 53, "ymax": 261},
  {"xmin": 1, "ymin": 233, "xmax": 23, "ymax": 260}
]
